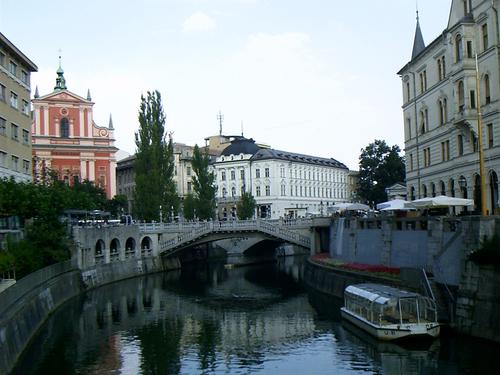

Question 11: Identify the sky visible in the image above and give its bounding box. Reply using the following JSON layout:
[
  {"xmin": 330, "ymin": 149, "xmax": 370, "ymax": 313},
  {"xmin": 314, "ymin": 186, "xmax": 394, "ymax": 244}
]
[{"xmin": 0, "ymin": 0, "xmax": 452, "ymax": 170}]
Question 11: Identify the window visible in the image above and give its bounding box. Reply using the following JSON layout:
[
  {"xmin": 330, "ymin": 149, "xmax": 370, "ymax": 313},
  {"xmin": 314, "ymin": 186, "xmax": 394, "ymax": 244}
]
[
  {"xmin": 485, "ymin": 74, "xmax": 491, "ymax": 104},
  {"xmin": 407, "ymin": 118, "xmax": 412, "ymax": 139},
  {"xmin": 442, "ymin": 56, "xmax": 446, "ymax": 77},
  {"xmin": 0, "ymin": 84, "xmax": 5, "ymax": 102},
  {"xmin": 9, "ymin": 61, "xmax": 16, "ymax": 76},
  {"xmin": 21, "ymin": 70, "xmax": 28, "ymax": 85},
  {"xmin": 281, "ymin": 184, "xmax": 286, "ymax": 196},
  {"xmin": 470, "ymin": 90, "xmax": 476, "ymax": 109},
  {"xmin": 240, "ymin": 169, "xmax": 245, "ymax": 180},
  {"xmin": 10, "ymin": 92, "xmax": 18, "ymax": 109},
  {"xmin": 458, "ymin": 134, "xmax": 464, "ymax": 156},
  {"xmin": 222, "ymin": 187, "xmax": 227, "ymax": 197},
  {"xmin": 443, "ymin": 98, "xmax": 448, "ymax": 123},
  {"xmin": 482, "ymin": 24, "xmax": 489, "ymax": 51},
  {"xmin": 98, "ymin": 175, "xmax": 106, "ymax": 188},
  {"xmin": 409, "ymin": 154, "xmax": 414, "ymax": 171},
  {"xmin": 471, "ymin": 130, "xmax": 478, "ymax": 152},
  {"xmin": 456, "ymin": 35, "xmax": 463, "ymax": 62},
  {"xmin": 230, "ymin": 170, "xmax": 235, "ymax": 180},
  {"xmin": 11, "ymin": 124, "xmax": 18, "ymax": 141},
  {"xmin": 186, "ymin": 166, "xmax": 191, "ymax": 176},
  {"xmin": 221, "ymin": 171, "xmax": 226, "ymax": 181},
  {"xmin": 0, "ymin": 51, "xmax": 4, "ymax": 66},
  {"xmin": 487, "ymin": 123, "xmax": 493, "ymax": 148},
  {"xmin": 439, "ymin": 101, "xmax": 444, "ymax": 125},
  {"xmin": 60, "ymin": 117, "xmax": 69, "ymax": 138},
  {"xmin": 423, "ymin": 70, "xmax": 427, "ymax": 91},
  {"xmin": 406, "ymin": 82, "xmax": 410, "ymax": 101},
  {"xmin": 423, "ymin": 147, "xmax": 431, "ymax": 167},
  {"xmin": 187, "ymin": 181, "xmax": 192, "ymax": 193},
  {"xmin": 419, "ymin": 72, "xmax": 424, "ymax": 93},
  {"xmin": 441, "ymin": 141, "xmax": 450, "ymax": 161},
  {"xmin": 265, "ymin": 168, "xmax": 270, "ymax": 177},
  {"xmin": 437, "ymin": 59, "xmax": 442, "ymax": 81},
  {"xmin": 466, "ymin": 41, "xmax": 473, "ymax": 58},
  {"xmin": 458, "ymin": 81, "xmax": 465, "ymax": 112},
  {"xmin": 256, "ymin": 168, "xmax": 260, "ymax": 178},
  {"xmin": 256, "ymin": 186, "xmax": 261, "ymax": 197},
  {"xmin": 22, "ymin": 100, "xmax": 29, "ymax": 115},
  {"xmin": 265, "ymin": 185, "xmax": 270, "ymax": 196},
  {"xmin": 0, "ymin": 117, "xmax": 5, "ymax": 136},
  {"xmin": 231, "ymin": 186, "xmax": 236, "ymax": 197},
  {"xmin": 0, "ymin": 151, "xmax": 6, "ymax": 167},
  {"xmin": 22, "ymin": 160, "xmax": 29, "ymax": 174},
  {"xmin": 22, "ymin": 129, "xmax": 29, "ymax": 144},
  {"xmin": 11, "ymin": 155, "xmax": 19, "ymax": 171}
]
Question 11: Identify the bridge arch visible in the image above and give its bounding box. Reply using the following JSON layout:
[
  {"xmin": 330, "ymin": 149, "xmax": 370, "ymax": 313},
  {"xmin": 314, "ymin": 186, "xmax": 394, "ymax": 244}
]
[
  {"xmin": 95, "ymin": 239, "xmax": 105, "ymax": 264},
  {"xmin": 110, "ymin": 238, "xmax": 121, "ymax": 261},
  {"xmin": 125, "ymin": 237, "xmax": 136, "ymax": 258},
  {"xmin": 141, "ymin": 236, "xmax": 153, "ymax": 256}
]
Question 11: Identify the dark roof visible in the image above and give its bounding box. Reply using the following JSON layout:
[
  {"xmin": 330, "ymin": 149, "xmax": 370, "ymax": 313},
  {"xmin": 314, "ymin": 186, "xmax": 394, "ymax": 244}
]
[
  {"xmin": 251, "ymin": 148, "xmax": 348, "ymax": 169},
  {"xmin": 221, "ymin": 138, "xmax": 261, "ymax": 156},
  {"xmin": 411, "ymin": 17, "xmax": 426, "ymax": 60}
]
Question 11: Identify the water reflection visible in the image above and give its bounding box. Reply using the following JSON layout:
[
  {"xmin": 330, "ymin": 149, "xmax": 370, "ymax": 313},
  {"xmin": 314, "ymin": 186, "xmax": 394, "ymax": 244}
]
[{"xmin": 11, "ymin": 259, "xmax": 500, "ymax": 375}]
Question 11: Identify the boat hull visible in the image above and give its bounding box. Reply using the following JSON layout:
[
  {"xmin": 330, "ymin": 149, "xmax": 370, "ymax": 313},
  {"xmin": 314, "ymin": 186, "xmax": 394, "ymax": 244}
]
[{"xmin": 341, "ymin": 308, "xmax": 440, "ymax": 341}]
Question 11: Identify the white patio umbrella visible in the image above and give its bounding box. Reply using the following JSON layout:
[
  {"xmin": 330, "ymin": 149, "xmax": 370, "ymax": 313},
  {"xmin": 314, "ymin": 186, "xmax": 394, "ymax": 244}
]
[
  {"xmin": 405, "ymin": 195, "xmax": 474, "ymax": 208},
  {"xmin": 376, "ymin": 199, "xmax": 413, "ymax": 211}
]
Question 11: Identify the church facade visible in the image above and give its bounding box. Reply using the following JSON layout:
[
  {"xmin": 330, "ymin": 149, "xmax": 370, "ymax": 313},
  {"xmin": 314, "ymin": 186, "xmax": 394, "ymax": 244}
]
[
  {"xmin": 399, "ymin": 0, "xmax": 500, "ymax": 213},
  {"xmin": 31, "ymin": 64, "xmax": 117, "ymax": 198}
]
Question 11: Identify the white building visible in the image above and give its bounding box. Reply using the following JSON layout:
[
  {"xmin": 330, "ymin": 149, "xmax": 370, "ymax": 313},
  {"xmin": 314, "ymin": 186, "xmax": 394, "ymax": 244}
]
[
  {"xmin": 213, "ymin": 138, "xmax": 349, "ymax": 219},
  {"xmin": 399, "ymin": 0, "xmax": 500, "ymax": 214}
]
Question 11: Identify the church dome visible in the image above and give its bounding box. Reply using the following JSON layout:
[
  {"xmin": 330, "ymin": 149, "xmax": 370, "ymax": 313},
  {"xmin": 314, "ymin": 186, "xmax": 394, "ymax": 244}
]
[{"xmin": 221, "ymin": 138, "xmax": 260, "ymax": 156}]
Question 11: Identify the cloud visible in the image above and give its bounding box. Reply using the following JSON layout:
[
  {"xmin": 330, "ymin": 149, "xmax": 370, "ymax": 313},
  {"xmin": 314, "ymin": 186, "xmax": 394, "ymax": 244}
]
[{"xmin": 182, "ymin": 12, "xmax": 216, "ymax": 33}]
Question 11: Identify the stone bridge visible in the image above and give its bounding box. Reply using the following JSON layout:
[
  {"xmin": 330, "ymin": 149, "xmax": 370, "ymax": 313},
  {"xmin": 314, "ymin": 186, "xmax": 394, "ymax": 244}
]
[{"xmin": 72, "ymin": 218, "xmax": 330, "ymax": 269}]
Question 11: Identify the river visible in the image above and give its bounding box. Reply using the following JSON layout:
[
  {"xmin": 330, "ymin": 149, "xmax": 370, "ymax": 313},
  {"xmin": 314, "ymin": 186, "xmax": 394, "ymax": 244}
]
[{"xmin": 10, "ymin": 256, "xmax": 500, "ymax": 374}]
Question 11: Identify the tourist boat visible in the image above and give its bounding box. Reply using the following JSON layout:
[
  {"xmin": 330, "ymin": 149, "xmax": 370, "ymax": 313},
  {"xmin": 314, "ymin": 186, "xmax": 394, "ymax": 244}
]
[{"xmin": 340, "ymin": 283, "xmax": 440, "ymax": 341}]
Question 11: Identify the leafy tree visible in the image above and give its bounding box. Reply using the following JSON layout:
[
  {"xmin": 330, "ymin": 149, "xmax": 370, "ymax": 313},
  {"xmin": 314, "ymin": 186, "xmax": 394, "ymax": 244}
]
[
  {"xmin": 182, "ymin": 194, "xmax": 197, "ymax": 220},
  {"xmin": 358, "ymin": 139, "xmax": 405, "ymax": 205},
  {"xmin": 237, "ymin": 192, "xmax": 256, "ymax": 220},
  {"xmin": 191, "ymin": 145, "xmax": 216, "ymax": 220},
  {"xmin": 106, "ymin": 194, "xmax": 128, "ymax": 217},
  {"xmin": 133, "ymin": 90, "xmax": 178, "ymax": 221}
]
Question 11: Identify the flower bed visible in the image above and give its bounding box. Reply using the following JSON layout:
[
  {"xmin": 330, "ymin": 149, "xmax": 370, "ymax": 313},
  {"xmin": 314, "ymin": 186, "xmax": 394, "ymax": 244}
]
[{"xmin": 311, "ymin": 253, "xmax": 400, "ymax": 276}]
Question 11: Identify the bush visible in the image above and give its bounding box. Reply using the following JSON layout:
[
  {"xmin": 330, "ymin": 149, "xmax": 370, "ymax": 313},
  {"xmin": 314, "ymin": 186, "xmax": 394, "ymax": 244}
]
[{"xmin": 468, "ymin": 235, "xmax": 500, "ymax": 266}]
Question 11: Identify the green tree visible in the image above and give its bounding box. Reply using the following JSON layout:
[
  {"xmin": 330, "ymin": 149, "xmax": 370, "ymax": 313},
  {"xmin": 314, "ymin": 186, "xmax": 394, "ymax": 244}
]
[
  {"xmin": 133, "ymin": 90, "xmax": 178, "ymax": 221},
  {"xmin": 237, "ymin": 192, "xmax": 256, "ymax": 220},
  {"xmin": 358, "ymin": 139, "xmax": 405, "ymax": 205},
  {"xmin": 191, "ymin": 145, "xmax": 216, "ymax": 220},
  {"xmin": 106, "ymin": 194, "xmax": 128, "ymax": 217},
  {"xmin": 182, "ymin": 194, "xmax": 196, "ymax": 220}
]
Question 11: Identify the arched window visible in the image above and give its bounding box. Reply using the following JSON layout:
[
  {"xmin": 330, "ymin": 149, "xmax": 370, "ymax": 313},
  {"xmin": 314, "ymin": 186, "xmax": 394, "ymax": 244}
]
[
  {"xmin": 440, "ymin": 181, "xmax": 446, "ymax": 196},
  {"xmin": 458, "ymin": 81, "xmax": 465, "ymax": 111},
  {"xmin": 484, "ymin": 74, "xmax": 491, "ymax": 104},
  {"xmin": 431, "ymin": 183, "xmax": 436, "ymax": 197},
  {"xmin": 60, "ymin": 117, "xmax": 69, "ymax": 138},
  {"xmin": 456, "ymin": 34, "xmax": 463, "ymax": 62},
  {"xmin": 231, "ymin": 186, "xmax": 236, "ymax": 197},
  {"xmin": 422, "ymin": 184, "xmax": 428, "ymax": 197}
]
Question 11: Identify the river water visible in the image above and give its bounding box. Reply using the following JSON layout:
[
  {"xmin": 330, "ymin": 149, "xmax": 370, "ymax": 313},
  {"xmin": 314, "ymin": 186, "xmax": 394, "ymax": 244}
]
[{"xmin": 11, "ymin": 257, "xmax": 500, "ymax": 374}]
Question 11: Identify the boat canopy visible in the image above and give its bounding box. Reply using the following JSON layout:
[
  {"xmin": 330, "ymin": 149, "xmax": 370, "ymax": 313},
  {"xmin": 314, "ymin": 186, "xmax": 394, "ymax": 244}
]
[{"xmin": 345, "ymin": 283, "xmax": 422, "ymax": 304}]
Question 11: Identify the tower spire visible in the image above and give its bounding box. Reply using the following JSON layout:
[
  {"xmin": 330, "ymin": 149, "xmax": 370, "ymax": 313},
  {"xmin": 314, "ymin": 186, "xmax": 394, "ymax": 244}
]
[
  {"xmin": 54, "ymin": 50, "xmax": 67, "ymax": 91},
  {"xmin": 87, "ymin": 89, "xmax": 92, "ymax": 101},
  {"xmin": 217, "ymin": 110, "xmax": 224, "ymax": 136},
  {"xmin": 411, "ymin": 8, "xmax": 425, "ymax": 60},
  {"xmin": 108, "ymin": 113, "xmax": 114, "ymax": 130}
]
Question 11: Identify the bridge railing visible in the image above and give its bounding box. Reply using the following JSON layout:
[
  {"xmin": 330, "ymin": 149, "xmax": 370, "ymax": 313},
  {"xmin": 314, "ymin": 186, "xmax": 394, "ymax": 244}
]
[
  {"xmin": 157, "ymin": 219, "xmax": 311, "ymax": 254},
  {"xmin": 140, "ymin": 218, "xmax": 313, "ymax": 234}
]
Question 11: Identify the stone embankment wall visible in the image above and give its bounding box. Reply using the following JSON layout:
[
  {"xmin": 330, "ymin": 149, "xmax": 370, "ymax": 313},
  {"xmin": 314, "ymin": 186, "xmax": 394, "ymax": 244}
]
[
  {"xmin": 0, "ymin": 255, "xmax": 180, "ymax": 375},
  {"xmin": 455, "ymin": 262, "xmax": 500, "ymax": 343}
]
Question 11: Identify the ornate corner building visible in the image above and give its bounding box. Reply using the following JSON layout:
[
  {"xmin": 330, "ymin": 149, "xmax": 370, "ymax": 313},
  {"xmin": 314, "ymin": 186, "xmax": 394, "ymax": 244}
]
[
  {"xmin": 399, "ymin": 0, "xmax": 500, "ymax": 213},
  {"xmin": 31, "ymin": 64, "xmax": 118, "ymax": 198},
  {"xmin": 0, "ymin": 32, "xmax": 37, "ymax": 182}
]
